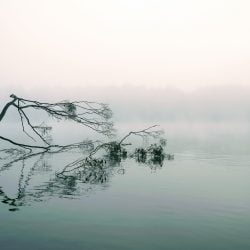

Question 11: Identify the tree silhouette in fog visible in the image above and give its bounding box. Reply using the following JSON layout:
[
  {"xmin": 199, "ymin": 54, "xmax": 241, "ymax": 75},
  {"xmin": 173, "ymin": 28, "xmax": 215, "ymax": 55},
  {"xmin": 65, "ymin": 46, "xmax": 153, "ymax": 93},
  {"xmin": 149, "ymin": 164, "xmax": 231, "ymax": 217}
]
[{"xmin": 0, "ymin": 94, "xmax": 172, "ymax": 211}]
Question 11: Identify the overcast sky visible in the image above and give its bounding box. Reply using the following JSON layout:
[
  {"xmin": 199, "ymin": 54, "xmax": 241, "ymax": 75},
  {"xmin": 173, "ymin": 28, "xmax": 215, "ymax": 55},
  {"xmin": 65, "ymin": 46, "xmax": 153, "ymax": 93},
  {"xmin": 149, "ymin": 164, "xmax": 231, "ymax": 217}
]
[{"xmin": 0, "ymin": 0, "xmax": 250, "ymax": 93}]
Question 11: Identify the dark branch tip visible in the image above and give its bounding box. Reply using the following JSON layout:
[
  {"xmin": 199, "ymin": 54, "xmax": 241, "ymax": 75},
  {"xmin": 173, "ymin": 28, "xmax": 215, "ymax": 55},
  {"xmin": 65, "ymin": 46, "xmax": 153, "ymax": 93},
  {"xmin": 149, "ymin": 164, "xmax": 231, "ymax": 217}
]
[{"xmin": 10, "ymin": 94, "xmax": 17, "ymax": 99}]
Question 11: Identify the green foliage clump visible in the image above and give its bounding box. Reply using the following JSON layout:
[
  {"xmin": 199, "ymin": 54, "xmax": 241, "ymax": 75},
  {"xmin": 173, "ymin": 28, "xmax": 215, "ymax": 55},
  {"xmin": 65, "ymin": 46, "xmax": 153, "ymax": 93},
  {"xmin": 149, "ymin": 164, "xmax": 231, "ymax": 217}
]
[
  {"xmin": 134, "ymin": 143, "xmax": 166, "ymax": 165},
  {"xmin": 106, "ymin": 142, "xmax": 127, "ymax": 162}
]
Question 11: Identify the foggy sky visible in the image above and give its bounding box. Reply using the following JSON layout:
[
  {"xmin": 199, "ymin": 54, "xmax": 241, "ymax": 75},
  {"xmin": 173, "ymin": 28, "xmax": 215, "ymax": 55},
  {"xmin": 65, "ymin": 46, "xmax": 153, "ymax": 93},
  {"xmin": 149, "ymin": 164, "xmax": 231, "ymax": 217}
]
[
  {"xmin": 0, "ymin": 0, "xmax": 250, "ymax": 92},
  {"xmin": 0, "ymin": 1, "xmax": 250, "ymax": 123}
]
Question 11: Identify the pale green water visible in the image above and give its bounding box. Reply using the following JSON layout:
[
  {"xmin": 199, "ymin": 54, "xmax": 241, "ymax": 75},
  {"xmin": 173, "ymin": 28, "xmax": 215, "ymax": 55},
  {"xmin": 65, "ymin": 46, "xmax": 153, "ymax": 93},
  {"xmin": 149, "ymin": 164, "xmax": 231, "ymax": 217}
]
[{"xmin": 0, "ymin": 123, "xmax": 250, "ymax": 250}]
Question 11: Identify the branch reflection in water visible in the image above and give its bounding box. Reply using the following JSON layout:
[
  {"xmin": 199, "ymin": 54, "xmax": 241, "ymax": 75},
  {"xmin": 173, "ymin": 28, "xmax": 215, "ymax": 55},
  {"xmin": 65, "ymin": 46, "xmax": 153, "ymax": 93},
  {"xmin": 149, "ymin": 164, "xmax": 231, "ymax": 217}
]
[
  {"xmin": 0, "ymin": 95, "xmax": 173, "ymax": 211},
  {"xmin": 0, "ymin": 143, "xmax": 173, "ymax": 212}
]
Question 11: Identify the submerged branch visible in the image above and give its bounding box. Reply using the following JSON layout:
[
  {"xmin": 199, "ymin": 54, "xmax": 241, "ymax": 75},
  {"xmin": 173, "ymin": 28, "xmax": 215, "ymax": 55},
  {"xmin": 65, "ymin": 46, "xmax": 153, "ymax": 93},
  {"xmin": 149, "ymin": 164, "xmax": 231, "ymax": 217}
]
[{"xmin": 0, "ymin": 94, "xmax": 173, "ymax": 211}]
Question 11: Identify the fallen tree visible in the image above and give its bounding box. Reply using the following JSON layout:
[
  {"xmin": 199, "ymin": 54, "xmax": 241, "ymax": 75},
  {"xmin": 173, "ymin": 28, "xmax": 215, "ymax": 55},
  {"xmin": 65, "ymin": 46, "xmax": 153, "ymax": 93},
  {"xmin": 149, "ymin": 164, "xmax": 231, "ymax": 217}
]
[
  {"xmin": 0, "ymin": 94, "xmax": 173, "ymax": 211},
  {"xmin": 0, "ymin": 94, "xmax": 169, "ymax": 167}
]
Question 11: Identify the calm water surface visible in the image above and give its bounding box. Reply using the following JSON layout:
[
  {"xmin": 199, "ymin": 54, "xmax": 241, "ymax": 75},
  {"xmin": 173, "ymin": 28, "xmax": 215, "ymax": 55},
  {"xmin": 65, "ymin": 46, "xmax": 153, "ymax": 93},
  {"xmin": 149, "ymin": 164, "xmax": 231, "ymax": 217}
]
[{"xmin": 0, "ymin": 122, "xmax": 250, "ymax": 250}]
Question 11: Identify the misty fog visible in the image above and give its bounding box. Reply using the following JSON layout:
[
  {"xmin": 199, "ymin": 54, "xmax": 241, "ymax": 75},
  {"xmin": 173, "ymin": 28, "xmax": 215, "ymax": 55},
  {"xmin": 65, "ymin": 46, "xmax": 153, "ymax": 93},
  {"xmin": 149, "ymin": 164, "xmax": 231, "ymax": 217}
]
[{"xmin": 0, "ymin": 84, "xmax": 249, "ymax": 123}]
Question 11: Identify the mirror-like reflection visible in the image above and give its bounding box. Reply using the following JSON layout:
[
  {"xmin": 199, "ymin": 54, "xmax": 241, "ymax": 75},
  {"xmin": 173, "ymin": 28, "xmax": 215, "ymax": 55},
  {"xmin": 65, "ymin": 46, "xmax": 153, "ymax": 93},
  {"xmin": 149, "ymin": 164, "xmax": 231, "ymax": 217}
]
[
  {"xmin": 0, "ymin": 95, "xmax": 172, "ymax": 211},
  {"xmin": 1, "ymin": 123, "xmax": 250, "ymax": 250},
  {"xmin": 0, "ymin": 145, "xmax": 172, "ymax": 211}
]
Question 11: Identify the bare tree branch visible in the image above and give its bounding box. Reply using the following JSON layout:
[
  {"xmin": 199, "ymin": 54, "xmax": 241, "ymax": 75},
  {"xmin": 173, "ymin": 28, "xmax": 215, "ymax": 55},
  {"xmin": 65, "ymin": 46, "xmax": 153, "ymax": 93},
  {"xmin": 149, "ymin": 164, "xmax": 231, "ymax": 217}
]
[
  {"xmin": 118, "ymin": 125, "xmax": 162, "ymax": 145},
  {"xmin": 0, "ymin": 94, "xmax": 171, "ymax": 212},
  {"xmin": 0, "ymin": 94, "xmax": 114, "ymax": 145}
]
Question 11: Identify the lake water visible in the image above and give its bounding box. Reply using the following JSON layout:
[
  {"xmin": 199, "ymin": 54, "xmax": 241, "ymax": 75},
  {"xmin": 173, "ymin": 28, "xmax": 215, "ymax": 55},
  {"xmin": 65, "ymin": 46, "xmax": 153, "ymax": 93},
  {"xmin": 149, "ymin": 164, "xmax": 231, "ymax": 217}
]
[{"xmin": 0, "ymin": 122, "xmax": 250, "ymax": 250}]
